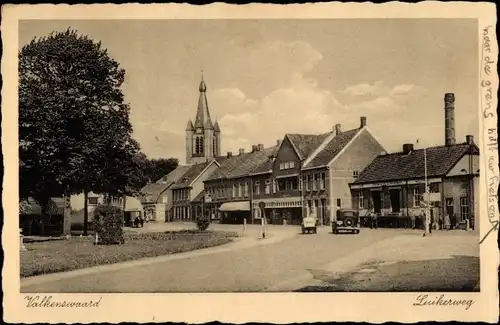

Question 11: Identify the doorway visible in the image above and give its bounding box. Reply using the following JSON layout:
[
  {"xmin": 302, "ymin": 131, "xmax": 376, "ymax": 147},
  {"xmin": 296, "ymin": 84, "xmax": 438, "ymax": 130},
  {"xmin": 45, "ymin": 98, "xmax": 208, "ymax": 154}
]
[
  {"xmin": 371, "ymin": 190, "xmax": 382, "ymax": 213},
  {"xmin": 389, "ymin": 189, "xmax": 401, "ymax": 213}
]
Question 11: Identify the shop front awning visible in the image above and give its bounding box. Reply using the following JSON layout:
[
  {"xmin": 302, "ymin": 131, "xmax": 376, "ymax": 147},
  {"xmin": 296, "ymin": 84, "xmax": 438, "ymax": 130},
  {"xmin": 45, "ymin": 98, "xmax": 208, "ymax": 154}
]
[{"xmin": 219, "ymin": 201, "xmax": 250, "ymax": 212}]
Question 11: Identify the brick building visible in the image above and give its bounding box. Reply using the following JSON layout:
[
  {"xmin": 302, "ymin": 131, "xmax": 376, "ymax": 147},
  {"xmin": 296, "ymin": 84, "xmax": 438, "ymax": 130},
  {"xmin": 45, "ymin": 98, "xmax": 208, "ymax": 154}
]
[
  {"xmin": 300, "ymin": 117, "xmax": 387, "ymax": 225},
  {"xmin": 349, "ymin": 93, "xmax": 480, "ymax": 229}
]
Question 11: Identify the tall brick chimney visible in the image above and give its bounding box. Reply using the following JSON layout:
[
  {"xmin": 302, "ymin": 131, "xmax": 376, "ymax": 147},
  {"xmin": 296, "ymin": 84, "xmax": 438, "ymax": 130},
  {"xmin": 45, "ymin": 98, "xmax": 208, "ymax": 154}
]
[
  {"xmin": 444, "ymin": 93, "xmax": 456, "ymax": 146},
  {"xmin": 360, "ymin": 116, "xmax": 367, "ymax": 128},
  {"xmin": 334, "ymin": 124, "xmax": 342, "ymax": 135}
]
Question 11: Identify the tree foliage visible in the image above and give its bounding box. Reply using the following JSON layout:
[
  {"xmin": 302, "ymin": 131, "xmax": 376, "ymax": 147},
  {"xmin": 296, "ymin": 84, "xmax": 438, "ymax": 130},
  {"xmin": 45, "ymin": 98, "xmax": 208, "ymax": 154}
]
[
  {"xmin": 19, "ymin": 29, "xmax": 148, "ymax": 231},
  {"xmin": 144, "ymin": 158, "xmax": 179, "ymax": 183}
]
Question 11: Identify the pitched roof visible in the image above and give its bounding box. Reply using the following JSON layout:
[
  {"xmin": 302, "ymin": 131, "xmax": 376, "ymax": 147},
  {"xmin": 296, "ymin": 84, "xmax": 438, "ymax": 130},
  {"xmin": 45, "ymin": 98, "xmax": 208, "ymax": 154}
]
[
  {"xmin": 141, "ymin": 165, "xmax": 191, "ymax": 202},
  {"xmin": 194, "ymin": 77, "xmax": 213, "ymax": 129},
  {"xmin": 304, "ymin": 128, "xmax": 361, "ymax": 169},
  {"xmin": 206, "ymin": 146, "xmax": 278, "ymax": 181},
  {"xmin": 287, "ymin": 132, "xmax": 332, "ymax": 160},
  {"xmin": 171, "ymin": 161, "xmax": 213, "ymax": 189},
  {"xmin": 353, "ymin": 143, "xmax": 479, "ymax": 184}
]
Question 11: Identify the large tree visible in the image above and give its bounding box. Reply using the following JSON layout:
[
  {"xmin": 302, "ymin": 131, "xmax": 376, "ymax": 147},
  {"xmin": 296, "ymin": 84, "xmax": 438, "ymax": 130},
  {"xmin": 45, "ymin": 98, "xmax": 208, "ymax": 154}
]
[
  {"xmin": 19, "ymin": 29, "xmax": 146, "ymax": 234},
  {"xmin": 145, "ymin": 158, "xmax": 179, "ymax": 183}
]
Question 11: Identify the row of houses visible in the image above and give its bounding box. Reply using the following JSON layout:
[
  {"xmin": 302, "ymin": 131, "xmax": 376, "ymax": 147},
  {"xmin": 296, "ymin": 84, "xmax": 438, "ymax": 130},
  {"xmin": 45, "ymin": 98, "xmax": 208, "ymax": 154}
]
[{"xmin": 144, "ymin": 90, "xmax": 479, "ymax": 229}]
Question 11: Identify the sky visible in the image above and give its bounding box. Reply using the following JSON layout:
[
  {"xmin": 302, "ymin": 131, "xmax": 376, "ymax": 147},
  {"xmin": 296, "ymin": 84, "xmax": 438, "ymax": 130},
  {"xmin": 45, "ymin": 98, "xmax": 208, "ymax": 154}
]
[{"xmin": 19, "ymin": 19, "xmax": 479, "ymax": 164}]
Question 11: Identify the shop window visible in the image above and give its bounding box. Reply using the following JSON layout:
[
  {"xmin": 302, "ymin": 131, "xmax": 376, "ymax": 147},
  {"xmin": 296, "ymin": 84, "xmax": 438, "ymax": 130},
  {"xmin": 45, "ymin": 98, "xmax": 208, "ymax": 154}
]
[
  {"xmin": 460, "ymin": 197, "xmax": 470, "ymax": 220},
  {"xmin": 359, "ymin": 192, "xmax": 364, "ymax": 209},
  {"xmin": 413, "ymin": 188, "xmax": 421, "ymax": 207}
]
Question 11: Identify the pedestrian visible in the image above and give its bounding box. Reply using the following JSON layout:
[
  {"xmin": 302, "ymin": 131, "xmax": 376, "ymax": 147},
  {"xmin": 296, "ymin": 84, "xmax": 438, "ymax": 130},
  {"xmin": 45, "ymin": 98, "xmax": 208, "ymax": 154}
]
[
  {"xmin": 444, "ymin": 213, "xmax": 451, "ymax": 230},
  {"xmin": 410, "ymin": 214, "xmax": 416, "ymax": 229},
  {"xmin": 371, "ymin": 213, "xmax": 378, "ymax": 229},
  {"xmin": 140, "ymin": 215, "xmax": 144, "ymax": 228}
]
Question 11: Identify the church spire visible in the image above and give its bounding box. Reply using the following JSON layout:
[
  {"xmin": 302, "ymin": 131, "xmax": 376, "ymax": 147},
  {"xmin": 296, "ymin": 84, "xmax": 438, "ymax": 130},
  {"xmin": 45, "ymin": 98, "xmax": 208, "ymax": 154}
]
[{"xmin": 194, "ymin": 70, "xmax": 213, "ymax": 129}]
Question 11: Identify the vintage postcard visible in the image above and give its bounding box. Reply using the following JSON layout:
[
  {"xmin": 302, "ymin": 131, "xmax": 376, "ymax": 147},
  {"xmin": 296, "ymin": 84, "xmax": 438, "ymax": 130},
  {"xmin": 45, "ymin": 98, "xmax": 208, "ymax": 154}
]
[{"xmin": 2, "ymin": 2, "xmax": 499, "ymax": 323}]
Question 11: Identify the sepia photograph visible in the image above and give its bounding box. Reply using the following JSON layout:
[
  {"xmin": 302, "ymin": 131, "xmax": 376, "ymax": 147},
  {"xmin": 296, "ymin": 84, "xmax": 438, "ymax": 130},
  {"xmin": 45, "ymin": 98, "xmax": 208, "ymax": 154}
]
[{"xmin": 2, "ymin": 2, "xmax": 498, "ymax": 324}]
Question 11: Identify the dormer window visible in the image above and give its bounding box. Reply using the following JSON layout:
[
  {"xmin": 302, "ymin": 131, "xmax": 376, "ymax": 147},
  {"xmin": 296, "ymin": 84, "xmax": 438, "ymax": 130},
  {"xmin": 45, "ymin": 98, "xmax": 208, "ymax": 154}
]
[{"xmin": 353, "ymin": 171, "xmax": 359, "ymax": 178}]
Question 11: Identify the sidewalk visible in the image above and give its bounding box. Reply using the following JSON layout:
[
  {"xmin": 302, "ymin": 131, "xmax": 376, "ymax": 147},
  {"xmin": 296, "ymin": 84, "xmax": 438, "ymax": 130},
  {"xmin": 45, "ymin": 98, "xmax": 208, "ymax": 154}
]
[{"xmin": 267, "ymin": 231, "xmax": 479, "ymax": 291}]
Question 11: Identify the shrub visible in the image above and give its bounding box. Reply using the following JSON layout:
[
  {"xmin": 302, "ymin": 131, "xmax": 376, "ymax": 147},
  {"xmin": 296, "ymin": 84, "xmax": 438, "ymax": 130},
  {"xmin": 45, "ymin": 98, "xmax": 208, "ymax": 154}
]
[
  {"xmin": 196, "ymin": 215, "xmax": 210, "ymax": 231},
  {"xmin": 93, "ymin": 204, "xmax": 125, "ymax": 245}
]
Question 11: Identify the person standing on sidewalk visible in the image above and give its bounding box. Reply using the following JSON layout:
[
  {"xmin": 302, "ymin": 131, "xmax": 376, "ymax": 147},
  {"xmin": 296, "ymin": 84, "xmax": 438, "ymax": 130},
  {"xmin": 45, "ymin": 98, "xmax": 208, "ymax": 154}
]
[
  {"xmin": 370, "ymin": 213, "xmax": 378, "ymax": 229},
  {"xmin": 444, "ymin": 213, "xmax": 451, "ymax": 230}
]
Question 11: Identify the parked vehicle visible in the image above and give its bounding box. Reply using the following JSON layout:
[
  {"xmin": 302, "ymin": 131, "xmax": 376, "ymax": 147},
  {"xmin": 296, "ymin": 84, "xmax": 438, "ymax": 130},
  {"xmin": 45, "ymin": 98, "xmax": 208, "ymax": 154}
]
[
  {"xmin": 332, "ymin": 209, "xmax": 360, "ymax": 234},
  {"xmin": 301, "ymin": 213, "xmax": 318, "ymax": 234}
]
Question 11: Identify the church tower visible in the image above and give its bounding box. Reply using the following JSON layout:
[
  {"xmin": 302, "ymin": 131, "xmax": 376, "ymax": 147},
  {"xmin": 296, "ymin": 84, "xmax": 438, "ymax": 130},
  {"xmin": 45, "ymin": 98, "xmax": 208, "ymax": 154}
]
[{"xmin": 186, "ymin": 72, "xmax": 222, "ymax": 165}]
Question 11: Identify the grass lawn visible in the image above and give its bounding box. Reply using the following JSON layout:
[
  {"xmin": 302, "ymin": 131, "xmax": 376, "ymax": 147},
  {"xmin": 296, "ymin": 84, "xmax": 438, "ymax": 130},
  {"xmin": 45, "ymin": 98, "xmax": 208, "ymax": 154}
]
[
  {"xmin": 296, "ymin": 255, "xmax": 480, "ymax": 292},
  {"xmin": 21, "ymin": 230, "xmax": 238, "ymax": 278}
]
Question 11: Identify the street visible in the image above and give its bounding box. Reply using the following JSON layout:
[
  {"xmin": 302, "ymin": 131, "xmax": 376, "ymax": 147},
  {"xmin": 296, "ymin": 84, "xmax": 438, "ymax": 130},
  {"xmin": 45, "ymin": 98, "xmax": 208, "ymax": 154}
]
[{"xmin": 21, "ymin": 225, "xmax": 479, "ymax": 293}]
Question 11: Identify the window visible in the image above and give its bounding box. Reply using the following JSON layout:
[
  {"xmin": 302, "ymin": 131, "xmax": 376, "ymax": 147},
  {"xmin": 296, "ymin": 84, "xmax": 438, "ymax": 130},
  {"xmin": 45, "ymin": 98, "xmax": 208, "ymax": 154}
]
[
  {"xmin": 279, "ymin": 161, "xmax": 295, "ymax": 170},
  {"xmin": 238, "ymin": 183, "xmax": 243, "ymax": 197},
  {"xmin": 88, "ymin": 197, "xmax": 99, "ymax": 205},
  {"xmin": 195, "ymin": 136, "xmax": 204, "ymax": 154},
  {"xmin": 213, "ymin": 138, "xmax": 217, "ymax": 156},
  {"xmin": 284, "ymin": 162, "xmax": 290, "ymax": 169},
  {"xmin": 353, "ymin": 170, "xmax": 359, "ymax": 178},
  {"xmin": 305, "ymin": 175, "xmax": 310, "ymax": 191},
  {"xmin": 290, "ymin": 161, "xmax": 295, "ymax": 168},
  {"xmin": 254, "ymin": 181, "xmax": 260, "ymax": 195},
  {"xmin": 272, "ymin": 179, "xmax": 277, "ymax": 193},
  {"xmin": 233, "ymin": 184, "xmax": 237, "ymax": 198},
  {"xmin": 265, "ymin": 179, "xmax": 271, "ymax": 194},
  {"xmin": 244, "ymin": 182, "xmax": 249, "ymax": 197},
  {"xmin": 359, "ymin": 192, "xmax": 364, "ymax": 209},
  {"xmin": 312, "ymin": 174, "xmax": 318, "ymax": 190},
  {"xmin": 413, "ymin": 188, "xmax": 421, "ymax": 207},
  {"xmin": 337, "ymin": 198, "xmax": 341, "ymax": 207},
  {"xmin": 460, "ymin": 197, "xmax": 470, "ymax": 220},
  {"xmin": 320, "ymin": 173, "xmax": 326, "ymax": 190}
]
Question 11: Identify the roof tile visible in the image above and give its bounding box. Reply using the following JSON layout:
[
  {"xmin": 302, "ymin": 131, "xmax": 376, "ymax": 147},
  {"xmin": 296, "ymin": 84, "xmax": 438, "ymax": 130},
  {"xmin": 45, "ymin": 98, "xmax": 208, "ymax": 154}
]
[
  {"xmin": 305, "ymin": 128, "xmax": 360, "ymax": 168},
  {"xmin": 287, "ymin": 132, "xmax": 331, "ymax": 160},
  {"xmin": 354, "ymin": 143, "xmax": 479, "ymax": 184}
]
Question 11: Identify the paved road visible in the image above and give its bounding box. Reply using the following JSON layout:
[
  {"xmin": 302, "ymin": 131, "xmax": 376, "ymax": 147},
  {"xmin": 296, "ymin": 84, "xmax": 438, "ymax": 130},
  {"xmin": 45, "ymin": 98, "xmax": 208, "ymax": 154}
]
[{"xmin": 21, "ymin": 227, "xmax": 406, "ymax": 293}]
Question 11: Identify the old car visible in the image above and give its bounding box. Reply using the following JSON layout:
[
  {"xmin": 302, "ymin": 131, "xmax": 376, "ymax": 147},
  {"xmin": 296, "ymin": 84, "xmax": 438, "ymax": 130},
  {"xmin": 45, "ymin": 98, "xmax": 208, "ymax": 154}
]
[
  {"xmin": 332, "ymin": 209, "xmax": 360, "ymax": 234},
  {"xmin": 301, "ymin": 213, "xmax": 318, "ymax": 234}
]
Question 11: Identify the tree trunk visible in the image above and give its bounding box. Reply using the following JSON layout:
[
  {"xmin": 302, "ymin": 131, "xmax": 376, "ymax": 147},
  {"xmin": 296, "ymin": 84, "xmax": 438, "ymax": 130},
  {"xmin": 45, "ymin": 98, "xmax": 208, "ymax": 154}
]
[
  {"xmin": 122, "ymin": 195, "xmax": 127, "ymax": 226},
  {"xmin": 63, "ymin": 192, "xmax": 72, "ymax": 236},
  {"xmin": 83, "ymin": 190, "xmax": 89, "ymax": 236}
]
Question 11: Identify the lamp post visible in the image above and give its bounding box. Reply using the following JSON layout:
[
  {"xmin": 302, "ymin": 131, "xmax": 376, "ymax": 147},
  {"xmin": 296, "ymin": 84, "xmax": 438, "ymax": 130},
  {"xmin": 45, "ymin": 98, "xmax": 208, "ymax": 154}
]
[
  {"xmin": 423, "ymin": 146, "xmax": 430, "ymax": 236},
  {"xmin": 417, "ymin": 138, "xmax": 430, "ymax": 236}
]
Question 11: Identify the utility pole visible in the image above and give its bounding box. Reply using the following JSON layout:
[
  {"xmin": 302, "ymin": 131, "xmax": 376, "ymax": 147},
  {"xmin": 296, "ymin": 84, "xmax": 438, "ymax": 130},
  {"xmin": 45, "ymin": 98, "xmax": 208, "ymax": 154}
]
[{"xmin": 423, "ymin": 147, "xmax": 430, "ymax": 236}]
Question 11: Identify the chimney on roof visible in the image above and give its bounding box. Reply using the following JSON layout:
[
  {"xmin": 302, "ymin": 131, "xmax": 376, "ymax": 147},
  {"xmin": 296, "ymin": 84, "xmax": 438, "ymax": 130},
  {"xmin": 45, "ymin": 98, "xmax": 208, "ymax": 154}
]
[
  {"xmin": 227, "ymin": 151, "xmax": 232, "ymax": 158},
  {"xmin": 444, "ymin": 93, "xmax": 456, "ymax": 146},
  {"xmin": 334, "ymin": 124, "xmax": 342, "ymax": 135},
  {"xmin": 239, "ymin": 148, "xmax": 245, "ymax": 155},
  {"xmin": 402, "ymin": 143, "xmax": 414, "ymax": 154},
  {"xmin": 276, "ymin": 139, "xmax": 282, "ymax": 146},
  {"xmin": 466, "ymin": 135, "xmax": 474, "ymax": 145},
  {"xmin": 258, "ymin": 144, "xmax": 264, "ymax": 151},
  {"xmin": 251, "ymin": 145, "xmax": 258, "ymax": 153},
  {"xmin": 360, "ymin": 116, "xmax": 367, "ymax": 128}
]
